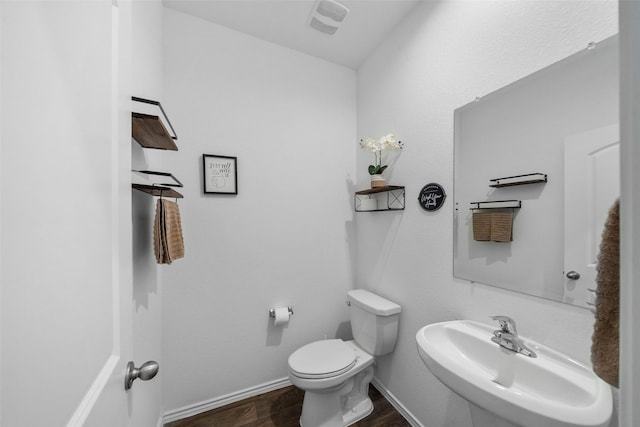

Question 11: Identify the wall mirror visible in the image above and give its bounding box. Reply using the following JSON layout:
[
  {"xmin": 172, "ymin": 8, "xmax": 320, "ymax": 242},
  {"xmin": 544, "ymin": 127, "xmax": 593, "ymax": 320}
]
[{"xmin": 453, "ymin": 35, "xmax": 619, "ymax": 308}]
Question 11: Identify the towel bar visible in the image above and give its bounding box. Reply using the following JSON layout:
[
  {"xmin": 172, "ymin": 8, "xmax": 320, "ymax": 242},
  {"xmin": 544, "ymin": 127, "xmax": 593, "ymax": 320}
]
[{"xmin": 470, "ymin": 200, "xmax": 521, "ymax": 210}]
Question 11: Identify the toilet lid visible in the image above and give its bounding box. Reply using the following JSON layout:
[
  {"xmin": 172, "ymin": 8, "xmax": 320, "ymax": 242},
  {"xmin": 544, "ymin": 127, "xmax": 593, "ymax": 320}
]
[{"xmin": 288, "ymin": 339, "xmax": 357, "ymax": 379}]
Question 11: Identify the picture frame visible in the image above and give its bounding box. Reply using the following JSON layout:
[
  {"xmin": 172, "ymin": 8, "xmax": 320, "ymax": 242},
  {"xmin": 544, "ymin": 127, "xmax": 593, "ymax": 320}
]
[{"xmin": 203, "ymin": 154, "xmax": 238, "ymax": 194}]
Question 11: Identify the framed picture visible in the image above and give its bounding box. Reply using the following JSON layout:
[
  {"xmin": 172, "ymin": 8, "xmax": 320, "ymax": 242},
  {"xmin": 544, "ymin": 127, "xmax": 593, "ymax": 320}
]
[{"xmin": 203, "ymin": 154, "xmax": 238, "ymax": 194}]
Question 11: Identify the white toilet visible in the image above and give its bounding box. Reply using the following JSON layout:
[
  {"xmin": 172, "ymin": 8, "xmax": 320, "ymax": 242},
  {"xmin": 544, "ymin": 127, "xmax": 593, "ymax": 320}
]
[{"xmin": 287, "ymin": 289, "xmax": 401, "ymax": 427}]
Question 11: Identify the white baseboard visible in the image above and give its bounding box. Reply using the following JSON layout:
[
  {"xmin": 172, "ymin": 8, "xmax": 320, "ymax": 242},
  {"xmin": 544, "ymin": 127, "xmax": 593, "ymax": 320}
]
[
  {"xmin": 371, "ymin": 377, "xmax": 424, "ymax": 427},
  {"xmin": 162, "ymin": 377, "xmax": 293, "ymax": 425},
  {"xmin": 66, "ymin": 355, "xmax": 120, "ymax": 427},
  {"xmin": 162, "ymin": 376, "xmax": 420, "ymax": 426}
]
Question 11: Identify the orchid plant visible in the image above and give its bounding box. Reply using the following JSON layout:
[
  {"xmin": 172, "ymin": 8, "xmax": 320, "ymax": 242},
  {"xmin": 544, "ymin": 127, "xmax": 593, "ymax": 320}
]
[{"xmin": 359, "ymin": 133, "xmax": 404, "ymax": 175}]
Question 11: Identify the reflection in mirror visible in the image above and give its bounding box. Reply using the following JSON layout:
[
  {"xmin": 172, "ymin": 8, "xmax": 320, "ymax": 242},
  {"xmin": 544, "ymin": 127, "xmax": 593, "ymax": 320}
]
[{"xmin": 453, "ymin": 35, "xmax": 619, "ymax": 308}]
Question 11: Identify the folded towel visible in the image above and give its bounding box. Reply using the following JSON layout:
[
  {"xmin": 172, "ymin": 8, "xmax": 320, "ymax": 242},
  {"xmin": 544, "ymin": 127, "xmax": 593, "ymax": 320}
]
[
  {"xmin": 472, "ymin": 211, "xmax": 514, "ymax": 242},
  {"xmin": 490, "ymin": 212, "xmax": 513, "ymax": 242},
  {"xmin": 153, "ymin": 200, "xmax": 163, "ymax": 263},
  {"xmin": 591, "ymin": 199, "xmax": 619, "ymax": 388},
  {"xmin": 153, "ymin": 198, "xmax": 185, "ymax": 264},
  {"xmin": 472, "ymin": 212, "xmax": 492, "ymax": 241}
]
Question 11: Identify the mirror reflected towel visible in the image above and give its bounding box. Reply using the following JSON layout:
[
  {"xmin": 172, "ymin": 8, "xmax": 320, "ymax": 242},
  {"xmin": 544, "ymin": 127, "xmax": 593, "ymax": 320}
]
[
  {"xmin": 472, "ymin": 212, "xmax": 491, "ymax": 241},
  {"xmin": 490, "ymin": 212, "xmax": 513, "ymax": 242},
  {"xmin": 591, "ymin": 198, "xmax": 619, "ymax": 388},
  {"xmin": 472, "ymin": 211, "xmax": 513, "ymax": 242},
  {"xmin": 153, "ymin": 198, "xmax": 185, "ymax": 264}
]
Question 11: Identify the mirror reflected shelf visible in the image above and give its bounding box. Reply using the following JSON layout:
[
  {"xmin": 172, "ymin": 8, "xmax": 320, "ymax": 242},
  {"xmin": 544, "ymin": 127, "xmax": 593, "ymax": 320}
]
[
  {"xmin": 468, "ymin": 174, "xmax": 545, "ymax": 211},
  {"xmin": 131, "ymin": 96, "xmax": 183, "ymax": 198},
  {"xmin": 489, "ymin": 173, "xmax": 547, "ymax": 188},
  {"xmin": 469, "ymin": 200, "xmax": 521, "ymax": 210},
  {"xmin": 354, "ymin": 186, "xmax": 405, "ymax": 212}
]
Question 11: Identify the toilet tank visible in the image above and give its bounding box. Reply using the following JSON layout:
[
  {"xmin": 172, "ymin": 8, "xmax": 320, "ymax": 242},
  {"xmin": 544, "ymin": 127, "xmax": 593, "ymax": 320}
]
[{"xmin": 347, "ymin": 289, "xmax": 401, "ymax": 356}]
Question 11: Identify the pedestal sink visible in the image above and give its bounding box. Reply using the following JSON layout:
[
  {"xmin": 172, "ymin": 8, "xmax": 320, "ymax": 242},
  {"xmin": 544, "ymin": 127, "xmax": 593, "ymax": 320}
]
[{"xmin": 416, "ymin": 320, "xmax": 612, "ymax": 427}]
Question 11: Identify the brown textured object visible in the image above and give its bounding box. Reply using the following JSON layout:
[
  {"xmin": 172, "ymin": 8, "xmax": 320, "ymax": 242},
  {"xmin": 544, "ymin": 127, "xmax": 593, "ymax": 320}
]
[
  {"xmin": 472, "ymin": 212, "xmax": 492, "ymax": 241},
  {"xmin": 591, "ymin": 199, "xmax": 619, "ymax": 388},
  {"xmin": 153, "ymin": 199, "xmax": 185, "ymax": 264},
  {"xmin": 153, "ymin": 200, "xmax": 164, "ymax": 263},
  {"xmin": 490, "ymin": 211, "xmax": 513, "ymax": 242}
]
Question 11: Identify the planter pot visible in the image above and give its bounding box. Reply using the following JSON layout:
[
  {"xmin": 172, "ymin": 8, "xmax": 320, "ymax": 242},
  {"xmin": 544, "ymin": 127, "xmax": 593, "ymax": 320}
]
[{"xmin": 370, "ymin": 174, "xmax": 386, "ymax": 188}]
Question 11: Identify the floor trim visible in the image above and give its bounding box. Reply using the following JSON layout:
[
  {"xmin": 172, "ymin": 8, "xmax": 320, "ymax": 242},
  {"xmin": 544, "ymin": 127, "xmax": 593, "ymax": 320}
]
[
  {"xmin": 162, "ymin": 377, "xmax": 293, "ymax": 424},
  {"xmin": 66, "ymin": 354, "xmax": 120, "ymax": 427},
  {"xmin": 371, "ymin": 377, "xmax": 424, "ymax": 427},
  {"xmin": 162, "ymin": 376, "xmax": 422, "ymax": 426}
]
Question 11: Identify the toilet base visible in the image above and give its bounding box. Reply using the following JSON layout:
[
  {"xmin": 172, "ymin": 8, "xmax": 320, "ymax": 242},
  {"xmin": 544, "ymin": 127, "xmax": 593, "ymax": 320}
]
[
  {"xmin": 298, "ymin": 391, "xmax": 373, "ymax": 427},
  {"xmin": 342, "ymin": 395, "xmax": 373, "ymax": 426},
  {"xmin": 299, "ymin": 366, "xmax": 374, "ymax": 427}
]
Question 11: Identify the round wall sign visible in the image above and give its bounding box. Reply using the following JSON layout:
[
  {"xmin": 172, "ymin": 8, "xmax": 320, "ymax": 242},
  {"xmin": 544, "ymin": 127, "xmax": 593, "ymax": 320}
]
[{"xmin": 418, "ymin": 183, "xmax": 446, "ymax": 211}]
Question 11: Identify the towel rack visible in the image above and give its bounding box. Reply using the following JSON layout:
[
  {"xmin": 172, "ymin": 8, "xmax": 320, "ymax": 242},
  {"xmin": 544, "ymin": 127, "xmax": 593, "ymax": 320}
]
[
  {"xmin": 470, "ymin": 200, "xmax": 521, "ymax": 210},
  {"xmin": 132, "ymin": 170, "xmax": 184, "ymax": 198},
  {"xmin": 132, "ymin": 185, "xmax": 183, "ymax": 199}
]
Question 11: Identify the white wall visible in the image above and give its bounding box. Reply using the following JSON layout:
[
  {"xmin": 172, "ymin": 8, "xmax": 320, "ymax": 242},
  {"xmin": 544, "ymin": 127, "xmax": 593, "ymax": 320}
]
[
  {"xmin": 130, "ymin": 1, "xmax": 165, "ymax": 425},
  {"xmin": 356, "ymin": 1, "xmax": 618, "ymax": 426},
  {"xmin": 1, "ymin": 1, "xmax": 116, "ymax": 425},
  {"xmin": 161, "ymin": 9, "xmax": 357, "ymax": 413}
]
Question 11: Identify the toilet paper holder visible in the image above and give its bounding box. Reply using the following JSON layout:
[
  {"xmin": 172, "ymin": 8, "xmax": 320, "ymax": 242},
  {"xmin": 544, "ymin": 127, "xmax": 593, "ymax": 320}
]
[{"xmin": 269, "ymin": 306, "xmax": 294, "ymax": 318}]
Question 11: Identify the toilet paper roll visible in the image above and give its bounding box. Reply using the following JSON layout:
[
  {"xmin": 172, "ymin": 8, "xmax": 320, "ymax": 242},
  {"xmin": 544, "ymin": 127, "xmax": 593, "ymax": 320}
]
[
  {"xmin": 273, "ymin": 307, "xmax": 290, "ymax": 326},
  {"xmin": 360, "ymin": 198, "xmax": 378, "ymax": 211}
]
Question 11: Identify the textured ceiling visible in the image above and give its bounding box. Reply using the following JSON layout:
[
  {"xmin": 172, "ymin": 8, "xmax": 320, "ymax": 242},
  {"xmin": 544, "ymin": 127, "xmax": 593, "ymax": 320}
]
[{"xmin": 162, "ymin": 0, "xmax": 421, "ymax": 69}]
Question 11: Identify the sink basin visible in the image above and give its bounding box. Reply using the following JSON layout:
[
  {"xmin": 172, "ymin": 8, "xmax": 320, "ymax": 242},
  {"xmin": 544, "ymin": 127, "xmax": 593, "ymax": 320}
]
[{"xmin": 416, "ymin": 320, "xmax": 612, "ymax": 427}]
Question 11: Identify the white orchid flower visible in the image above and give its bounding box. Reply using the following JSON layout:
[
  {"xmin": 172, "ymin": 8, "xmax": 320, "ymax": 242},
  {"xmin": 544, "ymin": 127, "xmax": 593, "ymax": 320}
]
[
  {"xmin": 360, "ymin": 133, "xmax": 403, "ymax": 175},
  {"xmin": 360, "ymin": 137, "xmax": 381, "ymax": 152}
]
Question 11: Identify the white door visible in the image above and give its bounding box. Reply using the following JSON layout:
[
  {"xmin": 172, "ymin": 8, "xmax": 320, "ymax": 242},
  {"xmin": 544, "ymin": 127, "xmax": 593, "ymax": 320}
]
[
  {"xmin": 563, "ymin": 124, "xmax": 619, "ymax": 308},
  {"xmin": 1, "ymin": 2, "xmax": 144, "ymax": 426}
]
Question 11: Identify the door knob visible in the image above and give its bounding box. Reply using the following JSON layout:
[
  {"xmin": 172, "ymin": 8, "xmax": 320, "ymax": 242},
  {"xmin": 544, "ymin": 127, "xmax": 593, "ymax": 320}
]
[
  {"xmin": 566, "ymin": 271, "xmax": 581, "ymax": 280},
  {"xmin": 124, "ymin": 360, "xmax": 159, "ymax": 390}
]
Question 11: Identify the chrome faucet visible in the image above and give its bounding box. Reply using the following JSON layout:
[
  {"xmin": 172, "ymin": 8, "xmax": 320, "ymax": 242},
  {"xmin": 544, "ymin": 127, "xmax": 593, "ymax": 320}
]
[{"xmin": 490, "ymin": 315, "xmax": 537, "ymax": 358}]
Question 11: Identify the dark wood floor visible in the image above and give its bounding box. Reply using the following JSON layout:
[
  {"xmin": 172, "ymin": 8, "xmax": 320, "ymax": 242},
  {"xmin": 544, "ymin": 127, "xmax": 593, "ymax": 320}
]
[{"xmin": 165, "ymin": 384, "xmax": 411, "ymax": 427}]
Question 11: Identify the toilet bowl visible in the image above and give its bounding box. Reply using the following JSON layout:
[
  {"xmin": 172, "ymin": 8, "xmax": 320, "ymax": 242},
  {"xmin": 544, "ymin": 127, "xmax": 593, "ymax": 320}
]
[
  {"xmin": 289, "ymin": 340, "xmax": 375, "ymax": 426},
  {"xmin": 287, "ymin": 289, "xmax": 401, "ymax": 427}
]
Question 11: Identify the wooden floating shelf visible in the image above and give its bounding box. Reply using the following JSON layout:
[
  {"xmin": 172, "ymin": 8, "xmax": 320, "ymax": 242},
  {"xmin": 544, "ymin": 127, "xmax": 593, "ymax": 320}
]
[
  {"xmin": 489, "ymin": 173, "xmax": 547, "ymax": 188},
  {"xmin": 132, "ymin": 184, "xmax": 183, "ymax": 199},
  {"xmin": 354, "ymin": 186, "xmax": 405, "ymax": 211},
  {"xmin": 132, "ymin": 170, "xmax": 183, "ymax": 198},
  {"xmin": 355, "ymin": 185, "xmax": 405, "ymax": 195},
  {"xmin": 131, "ymin": 98, "xmax": 182, "ymax": 198},
  {"xmin": 132, "ymin": 112, "xmax": 178, "ymax": 151},
  {"xmin": 132, "ymin": 170, "xmax": 183, "ymax": 187}
]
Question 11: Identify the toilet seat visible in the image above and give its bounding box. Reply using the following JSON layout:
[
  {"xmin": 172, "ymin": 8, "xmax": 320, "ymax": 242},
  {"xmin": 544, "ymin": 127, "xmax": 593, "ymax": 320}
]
[{"xmin": 288, "ymin": 339, "xmax": 356, "ymax": 379}]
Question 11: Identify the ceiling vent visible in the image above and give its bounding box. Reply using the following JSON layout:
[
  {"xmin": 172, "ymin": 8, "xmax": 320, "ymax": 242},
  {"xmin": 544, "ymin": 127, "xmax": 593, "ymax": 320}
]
[{"xmin": 308, "ymin": 0, "xmax": 349, "ymax": 35}]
